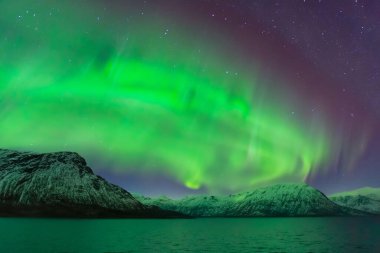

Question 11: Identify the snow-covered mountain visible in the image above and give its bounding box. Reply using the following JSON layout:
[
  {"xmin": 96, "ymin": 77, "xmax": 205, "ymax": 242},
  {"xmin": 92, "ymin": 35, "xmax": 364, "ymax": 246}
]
[
  {"xmin": 0, "ymin": 149, "xmax": 182, "ymax": 218},
  {"xmin": 135, "ymin": 183, "xmax": 364, "ymax": 217},
  {"xmin": 0, "ymin": 148, "xmax": 371, "ymax": 218},
  {"xmin": 329, "ymin": 187, "xmax": 380, "ymax": 215}
]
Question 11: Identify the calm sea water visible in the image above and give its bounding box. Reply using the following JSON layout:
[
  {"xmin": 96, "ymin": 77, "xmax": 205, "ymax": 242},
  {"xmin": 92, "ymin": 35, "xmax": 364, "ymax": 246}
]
[{"xmin": 0, "ymin": 217, "xmax": 379, "ymax": 252}]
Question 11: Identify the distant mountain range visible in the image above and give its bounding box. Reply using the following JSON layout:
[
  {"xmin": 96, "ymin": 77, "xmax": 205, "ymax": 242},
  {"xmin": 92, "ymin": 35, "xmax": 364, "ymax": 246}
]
[
  {"xmin": 329, "ymin": 187, "xmax": 380, "ymax": 215},
  {"xmin": 0, "ymin": 149, "xmax": 183, "ymax": 218},
  {"xmin": 0, "ymin": 148, "xmax": 375, "ymax": 218},
  {"xmin": 135, "ymin": 183, "xmax": 365, "ymax": 217}
]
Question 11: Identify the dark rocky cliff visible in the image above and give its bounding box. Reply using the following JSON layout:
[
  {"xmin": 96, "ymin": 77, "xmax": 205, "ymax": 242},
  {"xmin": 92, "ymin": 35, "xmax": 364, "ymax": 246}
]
[{"xmin": 0, "ymin": 149, "xmax": 182, "ymax": 218}]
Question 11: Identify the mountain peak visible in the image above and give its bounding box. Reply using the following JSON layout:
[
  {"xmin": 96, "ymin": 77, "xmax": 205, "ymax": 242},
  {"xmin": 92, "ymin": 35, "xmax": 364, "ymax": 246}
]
[
  {"xmin": 329, "ymin": 186, "xmax": 380, "ymax": 214},
  {"xmin": 330, "ymin": 187, "xmax": 380, "ymax": 199},
  {"xmin": 0, "ymin": 149, "xmax": 183, "ymax": 218},
  {"xmin": 136, "ymin": 183, "xmax": 363, "ymax": 217}
]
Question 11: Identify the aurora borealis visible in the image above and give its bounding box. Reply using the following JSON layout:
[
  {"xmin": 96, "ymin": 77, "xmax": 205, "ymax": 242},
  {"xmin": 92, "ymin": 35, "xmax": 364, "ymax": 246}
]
[{"xmin": 1, "ymin": 0, "xmax": 379, "ymax": 196}]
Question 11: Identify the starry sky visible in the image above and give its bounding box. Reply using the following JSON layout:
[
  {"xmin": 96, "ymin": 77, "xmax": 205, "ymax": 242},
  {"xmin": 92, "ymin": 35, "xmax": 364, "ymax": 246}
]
[{"xmin": 0, "ymin": 0, "xmax": 379, "ymax": 197}]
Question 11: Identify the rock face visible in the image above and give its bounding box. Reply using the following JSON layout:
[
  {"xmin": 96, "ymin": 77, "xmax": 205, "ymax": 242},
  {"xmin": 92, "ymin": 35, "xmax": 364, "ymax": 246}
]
[
  {"xmin": 0, "ymin": 149, "xmax": 182, "ymax": 218},
  {"xmin": 329, "ymin": 187, "xmax": 380, "ymax": 215},
  {"xmin": 136, "ymin": 183, "xmax": 364, "ymax": 217}
]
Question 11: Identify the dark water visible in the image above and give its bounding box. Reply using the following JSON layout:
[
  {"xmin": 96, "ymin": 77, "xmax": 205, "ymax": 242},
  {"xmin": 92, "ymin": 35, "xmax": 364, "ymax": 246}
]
[{"xmin": 0, "ymin": 217, "xmax": 379, "ymax": 253}]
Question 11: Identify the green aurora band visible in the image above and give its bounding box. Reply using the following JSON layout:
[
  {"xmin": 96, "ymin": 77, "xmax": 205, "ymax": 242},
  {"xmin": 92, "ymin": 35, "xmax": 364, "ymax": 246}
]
[{"xmin": 0, "ymin": 1, "xmax": 335, "ymax": 192}]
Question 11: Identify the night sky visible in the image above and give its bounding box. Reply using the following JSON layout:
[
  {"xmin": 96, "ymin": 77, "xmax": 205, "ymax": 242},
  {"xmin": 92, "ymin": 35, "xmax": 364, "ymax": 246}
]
[{"xmin": 1, "ymin": 0, "xmax": 379, "ymax": 197}]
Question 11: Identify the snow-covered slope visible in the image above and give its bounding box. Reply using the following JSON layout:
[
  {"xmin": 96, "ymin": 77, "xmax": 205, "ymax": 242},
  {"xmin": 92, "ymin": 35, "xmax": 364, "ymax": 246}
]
[
  {"xmin": 136, "ymin": 183, "xmax": 363, "ymax": 217},
  {"xmin": 330, "ymin": 187, "xmax": 380, "ymax": 200},
  {"xmin": 0, "ymin": 149, "xmax": 181, "ymax": 218},
  {"xmin": 329, "ymin": 187, "xmax": 380, "ymax": 214}
]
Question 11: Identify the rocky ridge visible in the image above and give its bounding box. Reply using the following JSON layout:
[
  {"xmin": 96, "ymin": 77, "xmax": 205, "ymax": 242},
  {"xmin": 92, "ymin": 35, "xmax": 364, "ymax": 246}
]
[
  {"xmin": 136, "ymin": 183, "xmax": 366, "ymax": 217},
  {"xmin": 0, "ymin": 149, "xmax": 182, "ymax": 218}
]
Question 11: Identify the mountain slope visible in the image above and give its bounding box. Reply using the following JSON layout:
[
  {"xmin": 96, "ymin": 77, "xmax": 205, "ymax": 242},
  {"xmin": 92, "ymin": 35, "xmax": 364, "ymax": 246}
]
[
  {"xmin": 329, "ymin": 187, "xmax": 380, "ymax": 214},
  {"xmin": 0, "ymin": 149, "xmax": 182, "ymax": 218},
  {"xmin": 330, "ymin": 187, "xmax": 380, "ymax": 200},
  {"xmin": 136, "ymin": 183, "xmax": 364, "ymax": 217}
]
